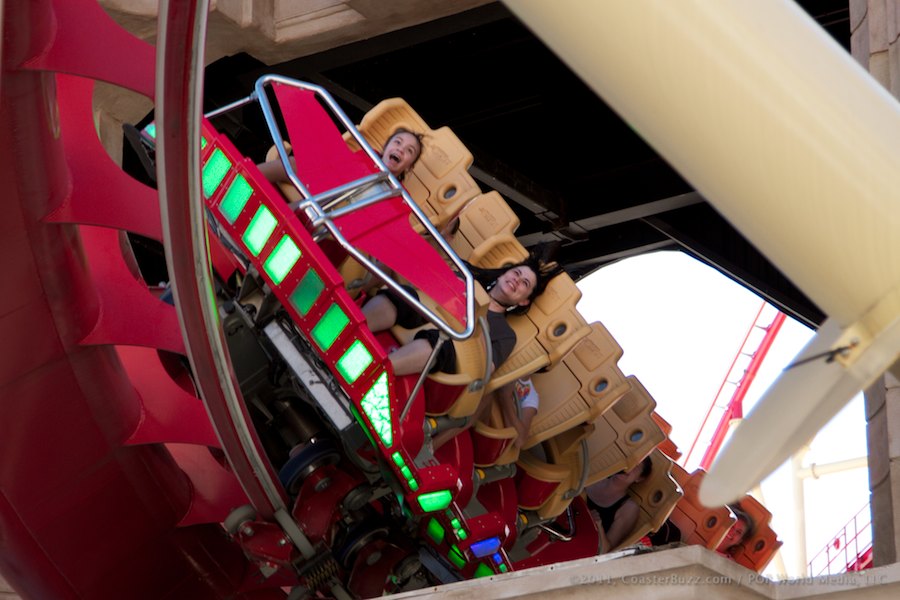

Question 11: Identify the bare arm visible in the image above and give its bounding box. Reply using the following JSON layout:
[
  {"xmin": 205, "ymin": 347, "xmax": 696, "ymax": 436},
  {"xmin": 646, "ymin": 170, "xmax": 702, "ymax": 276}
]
[
  {"xmin": 516, "ymin": 407, "xmax": 537, "ymax": 448},
  {"xmin": 497, "ymin": 382, "xmax": 518, "ymax": 431},
  {"xmin": 603, "ymin": 499, "xmax": 640, "ymax": 552},
  {"xmin": 256, "ymin": 156, "xmax": 297, "ymax": 184}
]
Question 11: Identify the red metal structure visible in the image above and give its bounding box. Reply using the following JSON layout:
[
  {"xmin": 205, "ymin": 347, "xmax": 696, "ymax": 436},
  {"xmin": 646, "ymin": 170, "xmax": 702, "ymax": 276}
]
[
  {"xmin": 0, "ymin": 1, "xmax": 790, "ymax": 597},
  {"xmin": 684, "ymin": 303, "xmax": 787, "ymax": 471},
  {"xmin": 0, "ymin": 1, "xmax": 577, "ymax": 597},
  {"xmin": 808, "ymin": 504, "xmax": 873, "ymax": 576},
  {"xmin": 0, "ymin": 1, "xmax": 267, "ymax": 598}
]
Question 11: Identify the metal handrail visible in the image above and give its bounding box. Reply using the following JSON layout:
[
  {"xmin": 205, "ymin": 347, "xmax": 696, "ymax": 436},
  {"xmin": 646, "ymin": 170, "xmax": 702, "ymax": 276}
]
[
  {"xmin": 537, "ymin": 506, "xmax": 576, "ymax": 542},
  {"xmin": 808, "ymin": 503, "xmax": 872, "ymax": 576},
  {"xmin": 249, "ymin": 74, "xmax": 476, "ymax": 341},
  {"xmin": 401, "ymin": 332, "xmax": 448, "ymax": 424}
]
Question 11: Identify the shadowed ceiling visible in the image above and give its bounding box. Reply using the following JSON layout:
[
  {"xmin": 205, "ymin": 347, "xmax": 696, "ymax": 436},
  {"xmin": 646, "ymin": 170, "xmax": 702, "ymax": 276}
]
[{"xmin": 199, "ymin": 1, "xmax": 851, "ymax": 328}]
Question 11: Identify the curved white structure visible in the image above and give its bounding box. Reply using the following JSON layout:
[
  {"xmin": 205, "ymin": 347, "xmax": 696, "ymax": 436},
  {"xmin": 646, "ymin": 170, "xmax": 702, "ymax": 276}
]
[{"xmin": 504, "ymin": 0, "xmax": 900, "ymax": 505}]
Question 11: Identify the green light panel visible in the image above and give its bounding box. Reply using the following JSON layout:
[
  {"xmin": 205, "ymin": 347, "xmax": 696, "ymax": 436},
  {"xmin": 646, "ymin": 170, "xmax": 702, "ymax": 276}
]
[
  {"xmin": 360, "ymin": 372, "xmax": 392, "ymax": 447},
  {"xmin": 264, "ymin": 236, "xmax": 301, "ymax": 284},
  {"xmin": 336, "ymin": 340, "xmax": 373, "ymax": 383},
  {"xmin": 290, "ymin": 269, "xmax": 324, "ymax": 316},
  {"xmin": 311, "ymin": 303, "xmax": 349, "ymax": 351},
  {"xmin": 218, "ymin": 174, "xmax": 253, "ymax": 224},
  {"xmin": 448, "ymin": 545, "xmax": 466, "ymax": 569},
  {"xmin": 392, "ymin": 452, "xmax": 405, "ymax": 468},
  {"xmin": 498, "ymin": 563, "xmax": 508, "ymax": 573},
  {"xmin": 474, "ymin": 563, "xmax": 493, "ymax": 578},
  {"xmin": 202, "ymin": 148, "xmax": 232, "ymax": 198},
  {"xmin": 142, "ymin": 123, "xmax": 203, "ymax": 146},
  {"xmin": 242, "ymin": 206, "xmax": 277, "ymax": 256},
  {"xmin": 426, "ymin": 518, "xmax": 445, "ymax": 544},
  {"xmin": 417, "ymin": 490, "xmax": 453, "ymax": 513}
]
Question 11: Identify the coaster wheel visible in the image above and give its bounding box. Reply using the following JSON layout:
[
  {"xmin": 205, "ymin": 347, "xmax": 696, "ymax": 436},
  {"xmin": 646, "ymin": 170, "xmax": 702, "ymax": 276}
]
[{"xmin": 278, "ymin": 438, "xmax": 341, "ymax": 496}]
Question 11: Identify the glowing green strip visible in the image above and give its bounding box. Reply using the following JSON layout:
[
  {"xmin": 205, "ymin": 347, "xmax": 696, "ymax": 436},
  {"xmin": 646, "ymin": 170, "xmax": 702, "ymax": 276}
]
[
  {"xmin": 336, "ymin": 340, "xmax": 373, "ymax": 383},
  {"xmin": 448, "ymin": 545, "xmax": 466, "ymax": 569},
  {"xmin": 426, "ymin": 518, "xmax": 445, "ymax": 544},
  {"xmin": 202, "ymin": 148, "xmax": 232, "ymax": 198},
  {"xmin": 474, "ymin": 563, "xmax": 493, "ymax": 578},
  {"xmin": 264, "ymin": 236, "xmax": 301, "ymax": 284},
  {"xmin": 360, "ymin": 372, "xmax": 392, "ymax": 447},
  {"xmin": 243, "ymin": 206, "xmax": 277, "ymax": 256},
  {"xmin": 142, "ymin": 123, "xmax": 203, "ymax": 147},
  {"xmin": 219, "ymin": 174, "xmax": 253, "ymax": 224},
  {"xmin": 391, "ymin": 452, "xmax": 405, "ymax": 468},
  {"xmin": 290, "ymin": 269, "xmax": 323, "ymax": 316},
  {"xmin": 311, "ymin": 303, "xmax": 349, "ymax": 351},
  {"xmin": 417, "ymin": 490, "xmax": 453, "ymax": 512}
]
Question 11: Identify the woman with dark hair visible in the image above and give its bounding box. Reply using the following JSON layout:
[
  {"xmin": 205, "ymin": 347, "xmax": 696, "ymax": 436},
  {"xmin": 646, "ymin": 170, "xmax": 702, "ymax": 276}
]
[
  {"xmin": 362, "ymin": 252, "xmax": 563, "ymax": 377},
  {"xmin": 585, "ymin": 456, "xmax": 653, "ymax": 553}
]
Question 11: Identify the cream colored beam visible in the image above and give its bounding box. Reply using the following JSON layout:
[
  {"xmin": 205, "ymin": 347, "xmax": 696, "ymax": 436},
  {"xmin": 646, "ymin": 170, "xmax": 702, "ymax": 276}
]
[
  {"xmin": 796, "ymin": 456, "xmax": 869, "ymax": 480},
  {"xmin": 791, "ymin": 451, "xmax": 810, "ymax": 577},
  {"xmin": 503, "ymin": 0, "xmax": 900, "ymax": 506},
  {"xmin": 504, "ymin": 0, "xmax": 900, "ymax": 323}
]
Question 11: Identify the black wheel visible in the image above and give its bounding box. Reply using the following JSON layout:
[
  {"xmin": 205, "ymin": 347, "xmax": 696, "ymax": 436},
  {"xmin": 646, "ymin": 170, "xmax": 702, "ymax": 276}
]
[
  {"xmin": 278, "ymin": 438, "xmax": 340, "ymax": 495},
  {"xmin": 334, "ymin": 519, "xmax": 389, "ymax": 569}
]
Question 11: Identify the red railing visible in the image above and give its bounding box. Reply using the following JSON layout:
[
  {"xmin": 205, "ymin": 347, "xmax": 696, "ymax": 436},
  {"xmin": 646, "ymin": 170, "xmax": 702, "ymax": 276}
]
[{"xmin": 808, "ymin": 504, "xmax": 872, "ymax": 576}]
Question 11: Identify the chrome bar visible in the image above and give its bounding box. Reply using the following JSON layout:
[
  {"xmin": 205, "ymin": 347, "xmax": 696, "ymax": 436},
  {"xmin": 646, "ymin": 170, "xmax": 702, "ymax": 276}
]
[
  {"xmin": 320, "ymin": 220, "xmax": 474, "ymax": 340},
  {"xmin": 537, "ymin": 506, "xmax": 576, "ymax": 542},
  {"xmin": 249, "ymin": 74, "xmax": 477, "ymax": 340},
  {"xmin": 401, "ymin": 333, "xmax": 447, "ymax": 423},
  {"xmin": 313, "ymin": 187, "xmax": 403, "ymax": 224},
  {"xmin": 290, "ymin": 172, "xmax": 392, "ymax": 215},
  {"xmin": 319, "ymin": 182, "xmax": 379, "ymax": 212},
  {"xmin": 314, "ymin": 172, "xmax": 391, "ymax": 209},
  {"xmin": 253, "ymin": 76, "xmax": 312, "ymax": 204},
  {"xmin": 204, "ymin": 93, "xmax": 258, "ymax": 120}
]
